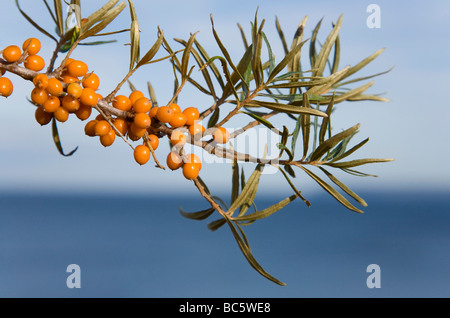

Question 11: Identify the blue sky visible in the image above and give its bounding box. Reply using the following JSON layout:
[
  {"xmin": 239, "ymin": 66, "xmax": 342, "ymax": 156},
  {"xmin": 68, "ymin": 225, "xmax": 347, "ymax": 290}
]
[{"xmin": 0, "ymin": 0, "xmax": 449, "ymax": 196}]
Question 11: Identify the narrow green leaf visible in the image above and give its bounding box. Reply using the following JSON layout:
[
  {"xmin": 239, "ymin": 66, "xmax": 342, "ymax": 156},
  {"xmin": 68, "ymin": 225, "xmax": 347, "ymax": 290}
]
[
  {"xmin": 347, "ymin": 94, "xmax": 390, "ymax": 103},
  {"xmin": 301, "ymin": 93, "xmax": 311, "ymax": 159},
  {"xmin": 136, "ymin": 30, "xmax": 165, "ymax": 68},
  {"xmin": 180, "ymin": 32, "xmax": 198, "ymax": 81},
  {"xmin": 267, "ymin": 39, "xmax": 308, "ymax": 83},
  {"xmin": 277, "ymin": 165, "xmax": 313, "ymax": 207},
  {"xmin": 275, "ymin": 16, "xmax": 289, "ymax": 55},
  {"xmin": 331, "ymin": 25, "xmax": 340, "ymax": 74},
  {"xmin": 225, "ymin": 217, "xmax": 286, "ymax": 286},
  {"xmin": 78, "ymin": 40, "xmax": 117, "ymax": 46},
  {"xmin": 129, "ymin": 19, "xmax": 140, "ymax": 70},
  {"xmin": 203, "ymin": 56, "xmax": 240, "ymax": 102},
  {"xmin": 208, "ymin": 108, "xmax": 220, "ymax": 128},
  {"xmin": 81, "ymin": 0, "xmax": 119, "ymax": 32},
  {"xmin": 228, "ymin": 164, "xmax": 263, "ymax": 216},
  {"xmin": 194, "ymin": 39, "xmax": 225, "ymax": 88},
  {"xmin": 42, "ymin": 0, "xmax": 57, "ymax": 26},
  {"xmin": 53, "ymin": 0, "xmax": 63, "ymax": 35},
  {"xmin": 246, "ymin": 100, "xmax": 328, "ymax": 117},
  {"xmin": 338, "ymin": 48, "xmax": 386, "ymax": 83},
  {"xmin": 208, "ymin": 218, "xmax": 227, "ymax": 231},
  {"xmin": 336, "ymin": 66, "xmax": 394, "ymax": 88},
  {"xmin": 180, "ymin": 207, "xmax": 215, "ymax": 221},
  {"xmin": 291, "ymin": 115, "xmax": 301, "ymax": 157},
  {"xmin": 284, "ymin": 165, "xmax": 296, "ymax": 178},
  {"xmin": 52, "ymin": 118, "xmax": 78, "ymax": 157},
  {"xmin": 326, "ymin": 158, "xmax": 394, "ymax": 169},
  {"xmin": 309, "ymin": 123, "xmax": 360, "ymax": 162},
  {"xmin": 277, "ymin": 143, "xmax": 294, "ymax": 161},
  {"xmin": 333, "ymin": 81, "xmax": 375, "ymax": 103},
  {"xmin": 307, "ymin": 65, "xmax": 350, "ymax": 95},
  {"xmin": 15, "ymin": 0, "xmax": 58, "ymax": 42},
  {"xmin": 147, "ymin": 81, "xmax": 158, "ymax": 107},
  {"xmin": 221, "ymin": 44, "xmax": 253, "ymax": 100},
  {"xmin": 79, "ymin": 2, "xmax": 126, "ymax": 41},
  {"xmin": 197, "ymin": 176, "xmax": 211, "ymax": 196},
  {"xmin": 237, "ymin": 23, "xmax": 249, "ymax": 49},
  {"xmin": 251, "ymin": 19, "xmax": 265, "ymax": 87},
  {"xmin": 319, "ymin": 167, "xmax": 367, "ymax": 207},
  {"xmin": 296, "ymin": 164, "xmax": 363, "ymax": 213},
  {"xmin": 330, "ymin": 137, "xmax": 369, "ymax": 163},
  {"xmin": 241, "ymin": 167, "xmax": 246, "ymax": 191},
  {"xmin": 309, "ymin": 17, "xmax": 323, "ymax": 69},
  {"xmin": 231, "ymin": 157, "xmax": 240, "ymax": 204},
  {"xmin": 319, "ymin": 94, "xmax": 335, "ymax": 144},
  {"xmin": 341, "ymin": 168, "xmax": 378, "ymax": 178},
  {"xmin": 313, "ymin": 14, "xmax": 343, "ymax": 77},
  {"xmin": 324, "ymin": 131, "xmax": 357, "ymax": 161},
  {"xmin": 239, "ymin": 111, "xmax": 281, "ymax": 134},
  {"xmin": 232, "ymin": 195, "xmax": 297, "ymax": 222}
]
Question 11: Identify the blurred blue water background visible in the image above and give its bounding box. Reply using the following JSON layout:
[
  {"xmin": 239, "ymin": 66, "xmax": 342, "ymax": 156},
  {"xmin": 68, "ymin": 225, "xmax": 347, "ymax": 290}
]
[{"xmin": 0, "ymin": 189, "xmax": 449, "ymax": 298}]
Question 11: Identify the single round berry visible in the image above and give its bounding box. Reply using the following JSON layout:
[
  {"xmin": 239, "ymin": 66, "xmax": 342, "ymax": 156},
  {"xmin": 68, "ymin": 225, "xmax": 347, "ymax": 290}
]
[
  {"xmin": 35, "ymin": 106, "xmax": 53, "ymax": 126},
  {"xmin": 75, "ymin": 104, "xmax": 92, "ymax": 121},
  {"xmin": 189, "ymin": 123, "xmax": 205, "ymax": 137},
  {"xmin": 185, "ymin": 153, "xmax": 202, "ymax": 171},
  {"xmin": 61, "ymin": 72, "xmax": 78, "ymax": 84},
  {"xmin": 147, "ymin": 134, "xmax": 159, "ymax": 150},
  {"xmin": 113, "ymin": 118, "xmax": 129, "ymax": 136},
  {"xmin": 156, "ymin": 106, "xmax": 174, "ymax": 123},
  {"xmin": 80, "ymin": 88, "xmax": 98, "ymax": 106},
  {"xmin": 183, "ymin": 163, "xmax": 200, "ymax": 180},
  {"xmin": 33, "ymin": 74, "xmax": 48, "ymax": 89},
  {"xmin": 183, "ymin": 107, "xmax": 200, "ymax": 126},
  {"xmin": 46, "ymin": 78, "xmax": 63, "ymax": 96},
  {"xmin": 0, "ymin": 77, "xmax": 13, "ymax": 97},
  {"xmin": 213, "ymin": 126, "xmax": 230, "ymax": 144},
  {"xmin": 170, "ymin": 130, "xmax": 187, "ymax": 147},
  {"xmin": 82, "ymin": 73, "xmax": 100, "ymax": 90},
  {"xmin": 166, "ymin": 151, "xmax": 183, "ymax": 171},
  {"xmin": 134, "ymin": 112, "xmax": 152, "ymax": 129},
  {"xmin": 129, "ymin": 90, "xmax": 145, "ymax": 105},
  {"xmin": 169, "ymin": 103, "xmax": 181, "ymax": 113},
  {"xmin": 67, "ymin": 82, "xmax": 83, "ymax": 99},
  {"xmin": 24, "ymin": 55, "xmax": 45, "ymax": 71},
  {"xmin": 61, "ymin": 95, "xmax": 80, "ymax": 113},
  {"xmin": 100, "ymin": 129, "xmax": 116, "ymax": 147},
  {"xmin": 84, "ymin": 120, "xmax": 98, "ymax": 137},
  {"xmin": 42, "ymin": 95, "xmax": 61, "ymax": 113},
  {"xmin": 2, "ymin": 45, "xmax": 22, "ymax": 63},
  {"xmin": 169, "ymin": 112, "xmax": 187, "ymax": 128},
  {"xmin": 67, "ymin": 60, "xmax": 88, "ymax": 78},
  {"xmin": 129, "ymin": 122, "xmax": 146, "ymax": 139},
  {"xmin": 134, "ymin": 145, "xmax": 151, "ymax": 165},
  {"xmin": 31, "ymin": 87, "xmax": 49, "ymax": 105},
  {"xmin": 148, "ymin": 107, "xmax": 159, "ymax": 119},
  {"xmin": 54, "ymin": 106, "xmax": 69, "ymax": 123},
  {"xmin": 95, "ymin": 120, "xmax": 111, "ymax": 137},
  {"xmin": 113, "ymin": 95, "xmax": 132, "ymax": 111},
  {"xmin": 133, "ymin": 97, "xmax": 152, "ymax": 113},
  {"xmin": 22, "ymin": 38, "xmax": 41, "ymax": 55}
]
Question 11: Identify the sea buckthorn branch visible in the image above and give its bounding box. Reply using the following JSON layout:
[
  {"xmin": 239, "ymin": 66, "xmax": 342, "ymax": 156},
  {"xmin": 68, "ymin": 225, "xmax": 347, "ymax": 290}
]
[{"xmin": 0, "ymin": 0, "xmax": 395, "ymax": 286}]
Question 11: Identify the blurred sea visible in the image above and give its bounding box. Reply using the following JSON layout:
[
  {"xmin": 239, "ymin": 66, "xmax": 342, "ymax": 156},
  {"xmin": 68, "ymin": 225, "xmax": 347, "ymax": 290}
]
[{"xmin": 0, "ymin": 189, "xmax": 449, "ymax": 298}]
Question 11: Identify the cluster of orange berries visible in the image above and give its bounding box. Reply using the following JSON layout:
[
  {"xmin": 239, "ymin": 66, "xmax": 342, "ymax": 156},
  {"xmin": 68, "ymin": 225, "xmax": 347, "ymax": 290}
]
[
  {"xmin": 1, "ymin": 38, "xmax": 46, "ymax": 98},
  {"xmin": 32, "ymin": 57, "xmax": 100, "ymax": 126}
]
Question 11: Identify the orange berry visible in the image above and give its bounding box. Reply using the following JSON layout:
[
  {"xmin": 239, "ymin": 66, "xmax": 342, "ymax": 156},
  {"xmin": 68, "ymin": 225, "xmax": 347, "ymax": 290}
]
[
  {"xmin": 183, "ymin": 163, "xmax": 200, "ymax": 180},
  {"xmin": 0, "ymin": 77, "xmax": 13, "ymax": 97},
  {"xmin": 46, "ymin": 78, "xmax": 63, "ymax": 96},
  {"xmin": 133, "ymin": 113, "xmax": 151, "ymax": 129},
  {"xmin": 61, "ymin": 72, "xmax": 78, "ymax": 84},
  {"xmin": 42, "ymin": 95, "xmax": 61, "ymax": 113},
  {"xmin": 54, "ymin": 106, "xmax": 69, "ymax": 123},
  {"xmin": 148, "ymin": 107, "xmax": 159, "ymax": 119},
  {"xmin": 189, "ymin": 123, "xmax": 205, "ymax": 137},
  {"xmin": 95, "ymin": 114, "xmax": 107, "ymax": 121},
  {"xmin": 113, "ymin": 95, "xmax": 132, "ymax": 111},
  {"xmin": 169, "ymin": 112, "xmax": 187, "ymax": 128},
  {"xmin": 169, "ymin": 103, "xmax": 181, "ymax": 113},
  {"xmin": 134, "ymin": 145, "xmax": 151, "ymax": 165},
  {"xmin": 129, "ymin": 122, "xmax": 146, "ymax": 139},
  {"xmin": 170, "ymin": 130, "xmax": 187, "ymax": 147},
  {"xmin": 100, "ymin": 129, "xmax": 116, "ymax": 147},
  {"xmin": 31, "ymin": 87, "xmax": 49, "ymax": 105},
  {"xmin": 67, "ymin": 60, "xmax": 88, "ymax": 78},
  {"xmin": 64, "ymin": 58, "xmax": 75, "ymax": 68},
  {"xmin": 213, "ymin": 126, "xmax": 230, "ymax": 144},
  {"xmin": 61, "ymin": 95, "xmax": 80, "ymax": 113},
  {"xmin": 156, "ymin": 106, "xmax": 174, "ymax": 123},
  {"xmin": 24, "ymin": 55, "xmax": 45, "ymax": 71},
  {"xmin": 82, "ymin": 73, "xmax": 100, "ymax": 90},
  {"xmin": 33, "ymin": 74, "xmax": 48, "ymax": 89},
  {"xmin": 183, "ymin": 107, "xmax": 199, "ymax": 126},
  {"xmin": 35, "ymin": 106, "xmax": 53, "ymax": 126},
  {"xmin": 133, "ymin": 97, "xmax": 152, "ymax": 113},
  {"xmin": 166, "ymin": 151, "xmax": 183, "ymax": 170},
  {"xmin": 129, "ymin": 90, "xmax": 145, "ymax": 105},
  {"xmin": 75, "ymin": 104, "xmax": 92, "ymax": 121},
  {"xmin": 95, "ymin": 120, "xmax": 111, "ymax": 137},
  {"xmin": 22, "ymin": 38, "xmax": 41, "ymax": 55},
  {"xmin": 80, "ymin": 88, "xmax": 98, "ymax": 106},
  {"xmin": 113, "ymin": 118, "xmax": 129, "ymax": 136},
  {"xmin": 84, "ymin": 120, "xmax": 98, "ymax": 137},
  {"xmin": 67, "ymin": 82, "xmax": 83, "ymax": 99},
  {"xmin": 185, "ymin": 153, "xmax": 202, "ymax": 171},
  {"xmin": 96, "ymin": 93, "xmax": 103, "ymax": 101},
  {"xmin": 147, "ymin": 134, "xmax": 159, "ymax": 150},
  {"xmin": 2, "ymin": 45, "xmax": 22, "ymax": 63}
]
